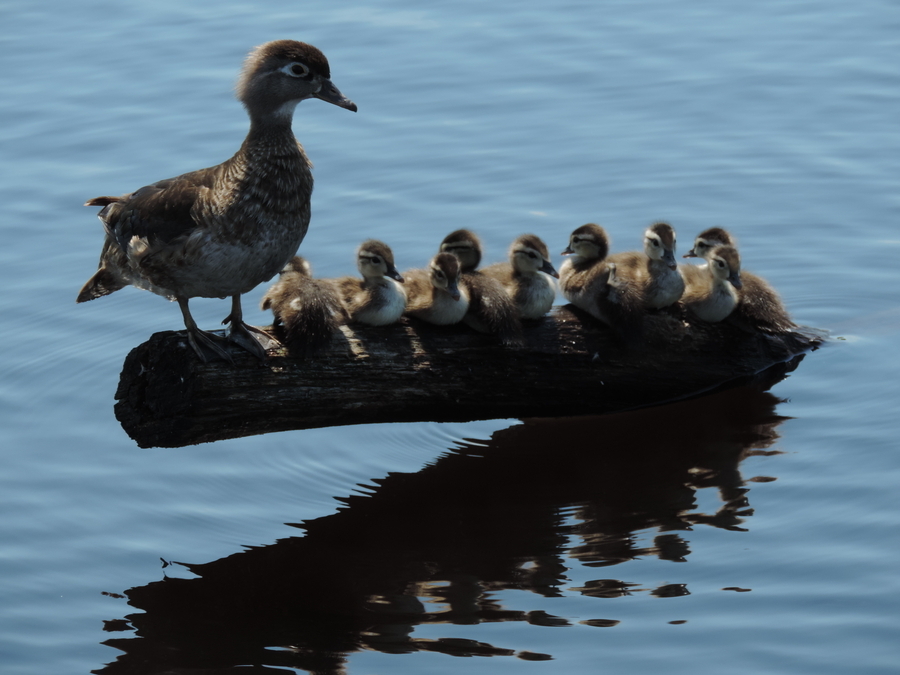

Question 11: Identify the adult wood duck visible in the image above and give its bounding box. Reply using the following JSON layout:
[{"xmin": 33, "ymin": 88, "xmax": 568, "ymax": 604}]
[
  {"xmin": 683, "ymin": 227, "xmax": 795, "ymax": 332},
  {"xmin": 331, "ymin": 240, "xmax": 407, "ymax": 326},
  {"xmin": 482, "ymin": 234, "xmax": 558, "ymax": 319},
  {"xmin": 439, "ymin": 229, "xmax": 523, "ymax": 346},
  {"xmin": 403, "ymin": 252, "xmax": 469, "ymax": 325},
  {"xmin": 260, "ymin": 256, "xmax": 343, "ymax": 356},
  {"xmin": 77, "ymin": 40, "xmax": 357, "ymax": 362},
  {"xmin": 681, "ymin": 244, "xmax": 743, "ymax": 322}
]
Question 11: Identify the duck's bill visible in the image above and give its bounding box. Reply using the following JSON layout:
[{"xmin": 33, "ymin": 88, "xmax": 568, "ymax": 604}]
[
  {"xmin": 317, "ymin": 80, "xmax": 357, "ymax": 111},
  {"xmin": 541, "ymin": 259, "xmax": 560, "ymax": 278}
]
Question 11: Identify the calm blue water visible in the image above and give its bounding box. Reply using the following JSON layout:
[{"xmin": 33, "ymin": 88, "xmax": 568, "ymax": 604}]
[{"xmin": 1, "ymin": 1, "xmax": 899, "ymax": 673}]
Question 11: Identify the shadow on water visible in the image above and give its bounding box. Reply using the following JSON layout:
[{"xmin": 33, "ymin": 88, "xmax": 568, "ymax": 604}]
[{"xmin": 95, "ymin": 360, "xmax": 800, "ymax": 674}]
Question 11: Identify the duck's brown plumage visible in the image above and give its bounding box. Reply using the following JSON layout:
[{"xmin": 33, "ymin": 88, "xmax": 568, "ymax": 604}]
[
  {"xmin": 403, "ymin": 252, "xmax": 469, "ymax": 325},
  {"xmin": 77, "ymin": 40, "xmax": 356, "ymax": 362},
  {"xmin": 681, "ymin": 244, "xmax": 743, "ymax": 322},
  {"xmin": 330, "ymin": 240, "xmax": 407, "ymax": 326},
  {"xmin": 605, "ymin": 222, "xmax": 684, "ymax": 309},
  {"xmin": 261, "ymin": 256, "xmax": 343, "ymax": 356},
  {"xmin": 683, "ymin": 227, "xmax": 794, "ymax": 332},
  {"xmin": 481, "ymin": 234, "xmax": 558, "ymax": 320},
  {"xmin": 559, "ymin": 223, "xmax": 644, "ymax": 344},
  {"xmin": 439, "ymin": 230, "xmax": 523, "ymax": 346}
]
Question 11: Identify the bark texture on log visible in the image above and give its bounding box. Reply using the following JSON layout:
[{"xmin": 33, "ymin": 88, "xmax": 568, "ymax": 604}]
[{"xmin": 114, "ymin": 305, "xmax": 825, "ymax": 448}]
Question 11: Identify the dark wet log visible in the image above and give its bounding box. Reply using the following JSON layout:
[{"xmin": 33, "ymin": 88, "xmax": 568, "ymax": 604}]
[{"xmin": 114, "ymin": 305, "xmax": 825, "ymax": 448}]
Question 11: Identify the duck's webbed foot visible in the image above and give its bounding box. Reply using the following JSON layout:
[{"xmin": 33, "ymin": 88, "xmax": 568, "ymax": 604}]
[
  {"xmin": 178, "ymin": 297, "xmax": 234, "ymax": 364},
  {"xmin": 224, "ymin": 319, "xmax": 280, "ymax": 360},
  {"xmin": 187, "ymin": 326, "xmax": 235, "ymax": 364},
  {"xmin": 222, "ymin": 294, "xmax": 281, "ymax": 361}
]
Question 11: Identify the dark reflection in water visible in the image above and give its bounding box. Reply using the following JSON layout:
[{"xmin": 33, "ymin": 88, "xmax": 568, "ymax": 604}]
[{"xmin": 95, "ymin": 360, "xmax": 800, "ymax": 674}]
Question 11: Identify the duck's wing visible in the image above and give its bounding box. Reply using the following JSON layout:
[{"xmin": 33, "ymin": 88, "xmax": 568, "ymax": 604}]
[
  {"xmin": 730, "ymin": 271, "xmax": 795, "ymax": 333},
  {"xmin": 480, "ymin": 262, "xmax": 514, "ymax": 288},
  {"xmin": 88, "ymin": 167, "xmax": 220, "ymax": 257}
]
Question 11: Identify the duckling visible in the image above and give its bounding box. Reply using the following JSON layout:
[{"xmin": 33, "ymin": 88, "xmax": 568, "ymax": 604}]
[
  {"xmin": 683, "ymin": 227, "xmax": 794, "ymax": 332},
  {"xmin": 681, "ymin": 245, "xmax": 743, "ymax": 322},
  {"xmin": 261, "ymin": 257, "xmax": 343, "ymax": 356},
  {"xmin": 331, "ymin": 240, "xmax": 406, "ymax": 326},
  {"xmin": 481, "ymin": 234, "xmax": 559, "ymax": 319},
  {"xmin": 559, "ymin": 223, "xmax": 643, "ymax": 343},
  {"xmin": 403, "ymin": 252, "xmax": 469, "ymax": 325},
  {"xmin": 605, "ymin": 222, "xmax": 684, "ymax": 309},
  {"xmin": 77, "ymin": 40, "xmax": 357, "ymax": 363},
  {"xmin": 439, "ymin": 230, "xmax": 523, "ymax": 346},
  {"xmin": 438, "ymin": 229, "xmax": 482, "ymax": 272}
]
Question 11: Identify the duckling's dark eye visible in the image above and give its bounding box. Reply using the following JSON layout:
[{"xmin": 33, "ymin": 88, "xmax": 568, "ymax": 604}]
[
  {"xmin": 528, "ymin": 252, "xmax": 538, "ymax": 259},
  {"xmin": 283, "ymin": 62, "xmax": 311, "ymax": 78},
  {"xmin": 371, "ymin": 257, "xmax": 381, "ymax": 265}
]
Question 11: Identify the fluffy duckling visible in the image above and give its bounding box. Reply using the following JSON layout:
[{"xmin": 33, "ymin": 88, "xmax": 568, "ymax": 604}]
[
  {"xmin": 605, "ymin": 222, "xmax": 684, "ymax": 309},
  {"xmin": 332, "ymin": 240, "xmax": 407, "ymax": 326},
  {"xmin": 683, "ymin": 227, "xmax": 794, "ymax": 332},
  {"xmin": 482, "ymin": 234, "xmax": 559, "ymax": 319},
  {"xmin": 559, "ymin": 223, "xmax": 643, "ymax": 343},
  {"xmin": 681, "ymin": 245, "xmax": 743, "ymax": 322},
  {"xmin": 261, "ymin": 257, "xmax": 343, "ymax": 356},
  {"xmin": 77, "ymin": 40, "xmax": 357, "ymax": 363},
  {"xmin": 439, "ymin": 229, "xmax": 482, "ymax": 272},
  {"xmin": 403, "ymin": 252, "xmax": 469, "ymax": 325},
  {"xmin": 439, "ymin": 230, "xmax": 523, "ymax": 345}
]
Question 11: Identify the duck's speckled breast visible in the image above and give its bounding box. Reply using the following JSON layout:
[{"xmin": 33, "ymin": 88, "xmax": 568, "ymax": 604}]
[{"xmin": 153, "ymin": 138, "xmax": 314, "ymax": 299}]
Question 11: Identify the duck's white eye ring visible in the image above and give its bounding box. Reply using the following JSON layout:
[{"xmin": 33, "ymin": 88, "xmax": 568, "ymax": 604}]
[{"xmin": 282, "ymin": 62, "xmax": 310, "ymax": 78}]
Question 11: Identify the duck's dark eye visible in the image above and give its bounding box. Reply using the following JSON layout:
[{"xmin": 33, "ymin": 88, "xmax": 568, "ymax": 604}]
[
  {"xmin": 284, "ymin": 62, "xmax": 310, "ymax": 78},
  {"xmin": 528, "ymin": 252, "xmax": 538, "ymax": 259},
  {"xmin": 371, "ymin": 257, "xmax": 381, "ymax": 265}
]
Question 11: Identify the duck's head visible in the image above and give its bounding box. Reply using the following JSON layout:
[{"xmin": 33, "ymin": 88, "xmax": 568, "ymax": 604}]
[
  {"xmin": 708, "ymin": 245, "xmax": 742, "ymax": 289},
  {"xmin": 683, "ymin": 227, "xmax": 733, "ymax": 260},
  {"xmin": 236, "ymin": 40, "xmax": 357, "ymax": 121},
  {"xmin": 644, "ymin": 222, "xmax": 678, "ymax": 269},
  {"xmin": 430, "ymin": 252, "xmax": 463, "ymax": 301},
  {"xmin": 280, "ymin": 255, "xmax": 313, "ymax": 277},
  {"xmin": 439, "ymin": 229, "xmax": 482, "ymax": 272},
  {"xmin": 562, "ymin": 223, "xmax": 610, "ymax": 260},
  {"xmin": 357, "ymin": 240, "xmax": 403, "ymax": 282},
  {"xmin": 509, "ymin": 234, "xmax": 559, "ymax": 278}
]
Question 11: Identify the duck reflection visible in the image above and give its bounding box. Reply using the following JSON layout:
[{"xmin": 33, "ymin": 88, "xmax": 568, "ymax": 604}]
[{"xmin": 95, "ymin": 359, "xmax": 799, "ymax": 674}]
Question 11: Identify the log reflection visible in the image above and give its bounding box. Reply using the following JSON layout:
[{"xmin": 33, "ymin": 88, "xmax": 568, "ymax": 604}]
[{"xmin": 96, "ymin": 360, "xmax": 797, "ymax": 674}]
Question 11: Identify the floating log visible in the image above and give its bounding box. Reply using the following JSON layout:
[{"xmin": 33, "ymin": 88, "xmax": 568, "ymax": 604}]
[{"xmin": 114, "ymin": 305, "xmax": 825, "ymax": 448}]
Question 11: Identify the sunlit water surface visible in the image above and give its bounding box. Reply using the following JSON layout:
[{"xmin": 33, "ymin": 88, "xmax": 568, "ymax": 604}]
[{"xmin": 1, "ymin": 1, "xmax": 899, "ymax": 674}]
